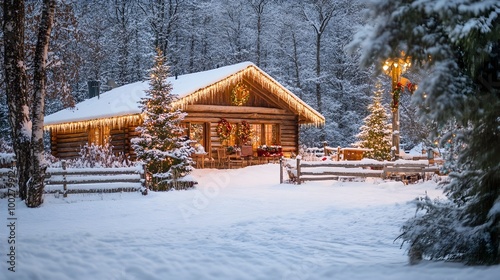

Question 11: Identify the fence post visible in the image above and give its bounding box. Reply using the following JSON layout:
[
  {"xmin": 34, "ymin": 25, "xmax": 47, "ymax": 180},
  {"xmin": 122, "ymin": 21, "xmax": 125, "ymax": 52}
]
[
  {"xmin": 61, "ymin": 160, "xmax": 68, "ymax": 197},
  {"xmin": 141, "ymin": 163, "xmax": 147, "ymax": 188},
  {"xmin": 296, "ymin": 158, "xmax": 301, "ymax": 185},
  {"xmin": 279, "ymin": 157, "xmax": 283, "ymax": 184}
]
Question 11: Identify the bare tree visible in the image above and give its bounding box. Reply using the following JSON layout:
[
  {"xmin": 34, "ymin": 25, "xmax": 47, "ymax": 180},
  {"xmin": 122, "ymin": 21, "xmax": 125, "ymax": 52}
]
[
  {"xmin": 247, "ymin": 0, "xmax": 268, "ymax": 66},
  {"xmin": 301, "ymin": 0, "xmax": 335, "ymax": 114},
  {"xmin": 3, "ymin": 0, "xmax": 31, "ymax": 200},
  {"xmin": 2, "ymin": 0, "xmax": 56, "ymax": 206},
  {"xmin": 140, "ymin": 0, "xmax": 182, "ymax": 55},
  {"xmin": 26, "ymin": 0, "xmax": 56, "ymax": 207}
]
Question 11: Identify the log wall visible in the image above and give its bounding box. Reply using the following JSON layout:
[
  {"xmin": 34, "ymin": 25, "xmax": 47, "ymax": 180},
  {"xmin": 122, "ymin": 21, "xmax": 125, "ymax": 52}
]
[
  {"xmin": 51, "ymin": 106, "xmax": 300, "ymax": 160},
  {"xmin": 50, "ymin": 129, "xmax": 88, "ymax": 159},
  {"xmin": 51, "ymin": 124, "xmax": 139, "ymax": 160},
  {"xmin": 184, "ymin": 105, "xmax": 298, "ymax": 159}
]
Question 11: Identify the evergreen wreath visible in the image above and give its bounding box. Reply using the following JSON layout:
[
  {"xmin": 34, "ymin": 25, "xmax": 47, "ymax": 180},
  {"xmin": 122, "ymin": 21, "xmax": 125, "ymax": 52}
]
[
  {"xmin": 231, "ymin": 82, "xmax": 250, "ymax": 106},
  {"xmin": 216, "ymin": 118, "xmax": 232, "ymax": 143},
  {"xmin": 236, "ymin": 121, "xmax": 252, "ymax": 144},
  {"xmin": 391, "ymin": 82, "xmax": 403, "ymax": 111}
]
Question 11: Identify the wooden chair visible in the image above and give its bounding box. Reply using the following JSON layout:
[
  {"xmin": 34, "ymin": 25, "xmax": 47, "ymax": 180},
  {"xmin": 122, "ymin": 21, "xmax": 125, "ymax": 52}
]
[
  {"xmin": 229, "ymin": 153, "xmax": 245, "ymax": 168},
  {"xmin": 216, "ymin": 148, "xmax": 230, "ymax": 169},
  {"xmin": 206, "ymin": 157, "xmax": 216, "ymax": 168}
]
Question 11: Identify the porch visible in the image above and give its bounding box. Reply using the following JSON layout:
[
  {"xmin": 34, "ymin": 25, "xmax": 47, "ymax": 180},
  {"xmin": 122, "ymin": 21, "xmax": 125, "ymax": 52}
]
[{"xmin": 191, "ymin": 145, "xmax": 282, "ymax": 169}]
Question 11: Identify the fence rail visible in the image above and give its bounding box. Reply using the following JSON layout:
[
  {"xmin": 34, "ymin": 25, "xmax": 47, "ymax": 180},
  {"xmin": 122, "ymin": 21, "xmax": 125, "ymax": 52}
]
[
  {"xmin": 1, "ymin": 163, "xmax": 145, "ymax": 198},
  {"xmin": 281, "ymin": 158, "xmax": 440, "ymax": 184}
]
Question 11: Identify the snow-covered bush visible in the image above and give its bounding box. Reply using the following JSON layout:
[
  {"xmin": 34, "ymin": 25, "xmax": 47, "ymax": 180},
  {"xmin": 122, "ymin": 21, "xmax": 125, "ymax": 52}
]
[
  {"xmin": 398, "ymin": 193, "xmax": 495, "ymax": 265},
  {"xmin": 69, "ymin": 142, "xmax": 134, "ymax": 168},
  {"xmin": 350, "ymin": 0, "xmax": 500, "ymax": 265}
]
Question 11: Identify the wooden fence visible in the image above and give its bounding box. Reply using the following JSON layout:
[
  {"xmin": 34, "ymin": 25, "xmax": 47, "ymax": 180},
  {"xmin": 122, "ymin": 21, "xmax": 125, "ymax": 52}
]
[
  {"xmin": 281, "ymin": 158, "xmax": 440, "ymax": 184},
  {"xmin": 1, "ymin": 163, "xmax": 145, "ymax": 198}
]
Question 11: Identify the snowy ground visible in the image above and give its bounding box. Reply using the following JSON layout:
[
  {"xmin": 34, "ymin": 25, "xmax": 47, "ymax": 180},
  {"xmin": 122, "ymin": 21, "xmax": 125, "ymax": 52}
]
[{"xmin": 1, "ymin": 164, "xmax": 499, "ymax": 280}]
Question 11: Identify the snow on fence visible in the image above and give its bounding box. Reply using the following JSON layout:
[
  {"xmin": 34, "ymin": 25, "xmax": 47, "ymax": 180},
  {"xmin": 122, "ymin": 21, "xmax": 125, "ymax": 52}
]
[
  {"xmin": 45, "ymin": 162, "xmax": 145, "ymax": 196},
  {"xmin": 1, "ymin": 162, "xmax": 145, "ymax": 198},
  {"xmin": 280, "ymin": 158, "xmax": 441, "ymax": 184}
]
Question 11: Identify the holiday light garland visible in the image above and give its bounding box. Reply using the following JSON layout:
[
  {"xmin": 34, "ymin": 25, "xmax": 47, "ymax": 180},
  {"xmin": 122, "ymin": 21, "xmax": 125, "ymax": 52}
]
[
  {"xmin": 236, "ymin": 121, "xmax": 252, "ymax": 144},
  {"xmin": 44, "ymin": 114, "xmax": 143, "ymax": 132},
  {"xmin": 46, "ymin": 64, "xmax": 325, "ymax": 133},
  {"xmin": 216, "ymin": 118, "xmax": 232, "ymax": 144},
  {"xmin": 391, "ymin": 82, "xmax": 404, "ymax": 111},
  {"xmin": 230, "ymin": 82, "xmax": 250, "ymax": 106},
  {"xmin": 171, "ymin": 65, "xmax": 324, "ymax": 126}
]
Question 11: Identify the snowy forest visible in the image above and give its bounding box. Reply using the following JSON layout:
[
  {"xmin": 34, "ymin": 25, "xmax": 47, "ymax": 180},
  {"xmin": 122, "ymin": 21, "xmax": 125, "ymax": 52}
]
[
  {"xmin": 1, "ymin": 0, "xmax": 499, "ymax": 267},
  {"xmin": 0, "ymin": 0, "xmax": 419, "ymax": 151}
]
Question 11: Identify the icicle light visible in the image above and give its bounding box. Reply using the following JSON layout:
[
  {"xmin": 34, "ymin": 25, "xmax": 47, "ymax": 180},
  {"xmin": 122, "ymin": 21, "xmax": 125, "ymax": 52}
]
[
  {"xmin": 171, "ymin": 65, "xmax": 325, "ymax": 127},
  {"xmin": 45, "ymin": 64, "xmax": 324, "ymax": 132},
  {"xmin": 44, "ymin": 114, "xmax": 143, "ymax": 133}
]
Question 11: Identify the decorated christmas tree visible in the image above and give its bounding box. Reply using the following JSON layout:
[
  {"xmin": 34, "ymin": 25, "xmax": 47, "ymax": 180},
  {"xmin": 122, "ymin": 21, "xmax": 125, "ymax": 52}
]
[
  {"xmin": 355, "ymin": 82, "xmax": 392, "ymax": 161},
  {"xmin": 131, "ymin": 49, "xmax": 194, "ymax": 190}
]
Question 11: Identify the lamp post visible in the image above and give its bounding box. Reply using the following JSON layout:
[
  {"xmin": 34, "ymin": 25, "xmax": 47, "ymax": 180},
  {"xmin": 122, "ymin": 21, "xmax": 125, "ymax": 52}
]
[{"xmin": 383, "ymin": 57, "xmax": 411, "ymax": 160}]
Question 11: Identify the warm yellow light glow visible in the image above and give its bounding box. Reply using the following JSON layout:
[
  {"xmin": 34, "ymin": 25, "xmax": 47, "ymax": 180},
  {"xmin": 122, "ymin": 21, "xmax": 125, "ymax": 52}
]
[
  {"xmin": 171, "ymin": 65, "xmax": 325, "ymax": 126},
  {"xmin": 45, "ymin": 65, "xmax": 325, "ymax": 132},
  {"xmin": 44, "ymin": 114, "xmax": 143, "ymax": 132},
  {"xmin": 383, "ymin": 54, "xmax": 411, "ymax": 75}
]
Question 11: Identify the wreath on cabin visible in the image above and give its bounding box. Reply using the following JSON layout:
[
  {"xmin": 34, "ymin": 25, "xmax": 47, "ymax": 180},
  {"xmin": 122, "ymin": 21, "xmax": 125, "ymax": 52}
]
[
  {"xmin": 231, "ymin": 82, "xmax": 250, "ymax": 106},
  {"xmin": 216, "ymin": 118, "xmax": 232, "ymax": 144},
  {"xmin": 236, "ymin": 121, "xmax": 253, "ymax": 144}
]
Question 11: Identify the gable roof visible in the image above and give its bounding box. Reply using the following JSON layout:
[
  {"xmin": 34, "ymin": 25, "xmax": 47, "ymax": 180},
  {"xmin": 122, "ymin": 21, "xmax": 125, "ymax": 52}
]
[{"xmin": 44, "ymin": 62, "xmax": 325, "ymax": 132}]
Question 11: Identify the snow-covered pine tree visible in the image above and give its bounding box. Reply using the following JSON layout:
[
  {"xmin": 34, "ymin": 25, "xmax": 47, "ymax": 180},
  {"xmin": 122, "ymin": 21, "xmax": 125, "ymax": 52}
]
[
  {"xmin": 354, "ymin": 82, "xmax": 392, "ymax": 161},
  {"xmin": 131, "ymin": 49, "xmax": 194, "ymax": 191},
  {"xmin": 349, "ymin": 0, "xmax": 500, "ymax": 265}
]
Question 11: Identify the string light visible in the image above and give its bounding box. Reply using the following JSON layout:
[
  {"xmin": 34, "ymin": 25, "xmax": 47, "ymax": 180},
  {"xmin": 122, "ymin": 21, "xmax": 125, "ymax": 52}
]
[
  {"xmin": 46, "ymin": 65, "xmax": 325, "ymax": 132},
  {"xmin": 45, "ymin": 114, "xmax": 143, "ymax": 132},
  {"xmin": 171, "ymin": 65, "xmax": 325, "ymax": 126}
]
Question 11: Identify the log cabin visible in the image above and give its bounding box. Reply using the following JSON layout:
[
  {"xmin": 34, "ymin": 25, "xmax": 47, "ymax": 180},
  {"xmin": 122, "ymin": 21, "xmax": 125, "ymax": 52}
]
[{"xmin": 44, "ymin": 62, "xmax": 325, "ymax": 160}]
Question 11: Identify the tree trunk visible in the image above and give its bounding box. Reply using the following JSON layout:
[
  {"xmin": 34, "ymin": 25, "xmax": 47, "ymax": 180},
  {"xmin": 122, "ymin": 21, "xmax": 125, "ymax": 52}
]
[
  {"xmin": 26, "ymin": 0, "xmax": 56, "ymax": 208},
  {"xmin": 291, "ymin": 32, "xmax": 301, "ymax": 93},
  {"xmin": 3, "ymin": 0, "xmax": 31, "ymax": 200},
  {"xmin": 316, "ymin": 33, "xmax": 322, "ymax": 113}
]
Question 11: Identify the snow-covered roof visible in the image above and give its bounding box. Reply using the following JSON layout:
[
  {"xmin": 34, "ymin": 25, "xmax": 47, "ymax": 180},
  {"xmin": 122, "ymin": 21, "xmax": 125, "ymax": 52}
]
[{"xmin": 44, "ymin": 62, "xmax": 325, "ymax": 131}]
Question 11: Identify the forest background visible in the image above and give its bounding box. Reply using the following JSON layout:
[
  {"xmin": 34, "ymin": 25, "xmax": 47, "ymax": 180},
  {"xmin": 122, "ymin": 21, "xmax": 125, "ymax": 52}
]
[{"xmin": 0, "ymin": 0, "xmax": 425, "ymax": 150}]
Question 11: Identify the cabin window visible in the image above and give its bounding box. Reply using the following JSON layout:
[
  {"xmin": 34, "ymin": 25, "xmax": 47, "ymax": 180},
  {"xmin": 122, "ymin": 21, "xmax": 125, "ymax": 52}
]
[
  {"xmin": 88, "ymin": 126, "xmax": 110, "ymax": 146},
  {"xmin": 189, "ymin": 123, "xmax": 205, "ymax": 146},
  {"xmin": 251, "ymin": 124, "xmax": 280, "ymax": 149},
  {"xmin": 264, "ymin": 124, "xmax": 279, "ymax": 145}
]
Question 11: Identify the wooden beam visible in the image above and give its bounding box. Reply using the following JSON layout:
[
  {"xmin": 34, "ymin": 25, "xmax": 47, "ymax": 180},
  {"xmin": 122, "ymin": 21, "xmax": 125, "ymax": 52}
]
[
  {"xmin": 242, "ymin": 77, "xmax": 289, "ymax": 110},
  {"xmin": 186, "ymin": 112, "xmax": 295, "ymax": 121},
  {"xmin": 186, "ymin": 104, "xmax": 287, "ymax": 115}
]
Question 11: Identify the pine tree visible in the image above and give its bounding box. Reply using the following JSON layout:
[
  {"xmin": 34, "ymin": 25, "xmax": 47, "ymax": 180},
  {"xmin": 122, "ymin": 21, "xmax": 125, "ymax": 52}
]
[
  {"xmin": 349, "ymin": 0, "xmax": 500, "ymax": 265},
  {"xmin": 355, "ymin": 82, "xmax": 392, "ymax": 161},
  {"xmin": 131, "ymin": 49, "xmax": 194, "ymax": 191}
]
